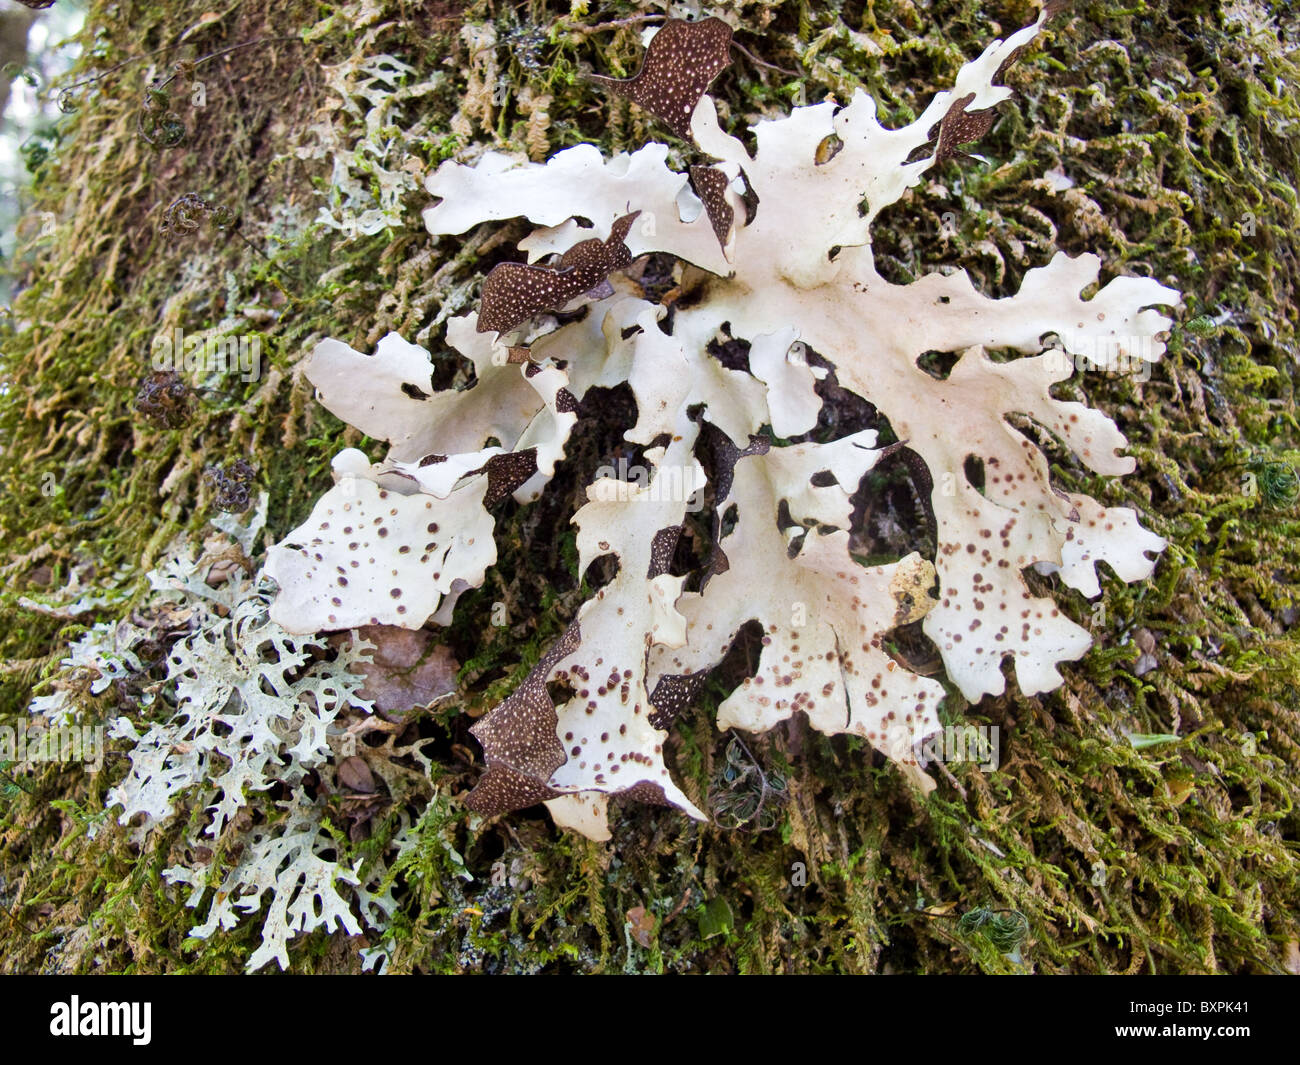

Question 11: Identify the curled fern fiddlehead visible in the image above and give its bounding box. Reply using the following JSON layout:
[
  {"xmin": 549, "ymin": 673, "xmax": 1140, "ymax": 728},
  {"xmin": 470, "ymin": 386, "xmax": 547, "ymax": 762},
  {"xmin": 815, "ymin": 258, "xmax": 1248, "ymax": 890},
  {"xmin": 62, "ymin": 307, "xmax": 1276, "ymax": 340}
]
[
  {"xmin": 133, "ymin": 370, "xmax": 192, "ymax": 429},
  {"xmin": 205, "ymin": 460, "xmax": 258, "ymax": 514}
]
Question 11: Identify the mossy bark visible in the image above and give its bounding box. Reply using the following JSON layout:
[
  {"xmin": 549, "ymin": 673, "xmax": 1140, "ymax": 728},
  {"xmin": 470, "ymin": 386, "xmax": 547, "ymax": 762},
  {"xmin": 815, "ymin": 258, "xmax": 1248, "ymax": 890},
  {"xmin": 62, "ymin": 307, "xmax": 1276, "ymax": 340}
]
[{"xmin": 1, "ymin": 0, "xmax": 1297, "ymax": 973}]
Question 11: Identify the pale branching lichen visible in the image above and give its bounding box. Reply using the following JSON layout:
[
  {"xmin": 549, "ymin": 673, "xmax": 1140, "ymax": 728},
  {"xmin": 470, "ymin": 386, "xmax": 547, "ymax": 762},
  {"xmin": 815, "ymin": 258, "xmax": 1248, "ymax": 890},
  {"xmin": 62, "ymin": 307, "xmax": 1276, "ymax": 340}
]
[
  {"xmin": 26, "ymin": 621, "xmax": 146, "ymax": 727},
  {"xmin": 296, "ymin": 51, "xmax": 444, "ymax": 238},
  {"xmin": 98, "ymin": 508, "xmax": 410, "ymax": 972},
  {"xmin": 270, "ymin": 9, "xmax": 1178, "ymax": 840}
]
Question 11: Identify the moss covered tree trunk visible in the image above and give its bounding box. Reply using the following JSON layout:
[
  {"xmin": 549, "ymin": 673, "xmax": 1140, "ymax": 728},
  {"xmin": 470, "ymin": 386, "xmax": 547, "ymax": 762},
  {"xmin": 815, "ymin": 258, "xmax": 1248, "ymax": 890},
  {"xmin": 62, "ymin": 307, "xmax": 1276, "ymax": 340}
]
[{"xmin": 1, "ymin": 0, "xmax": 1298, "ymax": 974}]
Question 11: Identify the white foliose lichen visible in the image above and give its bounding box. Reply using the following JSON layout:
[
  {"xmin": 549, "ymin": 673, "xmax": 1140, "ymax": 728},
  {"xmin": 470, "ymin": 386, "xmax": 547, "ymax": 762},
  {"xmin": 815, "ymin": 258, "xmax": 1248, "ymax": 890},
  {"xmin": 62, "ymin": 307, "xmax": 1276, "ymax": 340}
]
[{"xmin": 270, "ymin": 8, "xmax": 1178, "ymax": 839}]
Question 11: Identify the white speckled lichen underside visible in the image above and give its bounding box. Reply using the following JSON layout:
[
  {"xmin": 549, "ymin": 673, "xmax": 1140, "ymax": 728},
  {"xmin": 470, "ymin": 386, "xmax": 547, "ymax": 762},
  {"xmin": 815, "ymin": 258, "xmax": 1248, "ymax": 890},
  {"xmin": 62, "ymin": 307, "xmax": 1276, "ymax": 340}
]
[{"xmin": 268, "ymin": 9, "xmax": 1177, "ymax": 838}]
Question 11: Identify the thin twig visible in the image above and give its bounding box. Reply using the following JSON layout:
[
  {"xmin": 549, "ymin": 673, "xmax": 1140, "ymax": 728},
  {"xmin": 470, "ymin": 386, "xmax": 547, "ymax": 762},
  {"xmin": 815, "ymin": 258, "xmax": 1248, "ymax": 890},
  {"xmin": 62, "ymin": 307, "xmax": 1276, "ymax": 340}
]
[
  {"xmin": 57, "ymin": 42, "xmax": 188, "ymax": 96},
  {"xmin": 930, "ymin": 753, "xmax": 968, "ymax": 800},
  {"xmin": 731, "ymin": 38, "xmax": 803, "ymax": 78},
  {"xmin": 232, "ymin": 229, "xmax": 270, "ymax": 262},
  {"xmin": 152, "ymin": 34, "xmax": 304, "ymax": 92},
  {"xmin": 574, "ymin": 14, "xmax": 666, "ymax": 36},
  {"xmin": 1, "ymin": 905, "xmax": 38, "ymax": 938},
  {"xmin": 54, "ymin": 33, "xmax": 304, "ymax": 105}
]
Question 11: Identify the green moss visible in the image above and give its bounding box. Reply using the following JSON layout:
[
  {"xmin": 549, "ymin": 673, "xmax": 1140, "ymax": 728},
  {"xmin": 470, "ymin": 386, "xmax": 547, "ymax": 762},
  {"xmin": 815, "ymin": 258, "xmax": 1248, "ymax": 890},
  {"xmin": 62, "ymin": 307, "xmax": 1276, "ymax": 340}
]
[{"xmin": 1, "ymin": 0, "xmax": 1298, "ymax": 974}]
